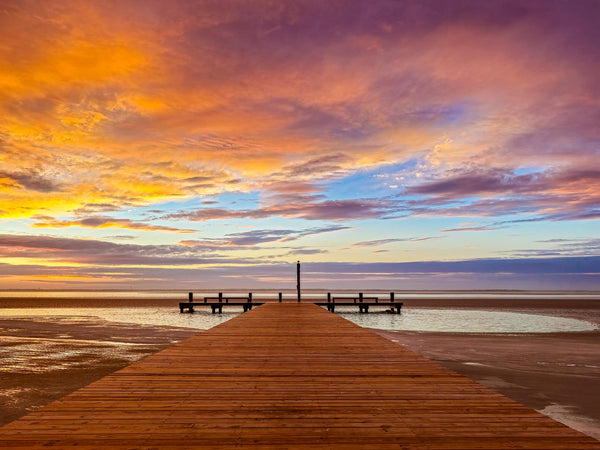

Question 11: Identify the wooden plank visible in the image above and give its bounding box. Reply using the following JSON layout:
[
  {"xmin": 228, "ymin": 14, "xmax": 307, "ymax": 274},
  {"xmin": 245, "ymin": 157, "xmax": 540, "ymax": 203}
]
[{"xmin": 0, "ymin": 303, "xmax": 598, "ymax": 449}]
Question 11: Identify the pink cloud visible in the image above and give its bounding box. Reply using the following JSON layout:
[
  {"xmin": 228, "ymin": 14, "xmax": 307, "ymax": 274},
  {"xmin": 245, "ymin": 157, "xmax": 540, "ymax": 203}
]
[{"xmin": 32, "ymin": 215, "xmax": 196, "ymax": 233}]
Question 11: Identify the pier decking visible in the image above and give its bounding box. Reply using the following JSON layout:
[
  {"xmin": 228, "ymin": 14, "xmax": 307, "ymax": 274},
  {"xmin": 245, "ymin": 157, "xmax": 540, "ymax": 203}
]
[{"xmin": 1, "ymin": 303, "xmax": 598, "ymax": 448}]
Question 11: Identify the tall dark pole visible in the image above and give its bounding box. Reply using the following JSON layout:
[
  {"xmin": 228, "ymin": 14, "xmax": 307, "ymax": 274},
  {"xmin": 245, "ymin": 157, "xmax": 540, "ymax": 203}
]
[{"xmin": 296, "ymin": 261, "xmax": 301, "ymax": 302}]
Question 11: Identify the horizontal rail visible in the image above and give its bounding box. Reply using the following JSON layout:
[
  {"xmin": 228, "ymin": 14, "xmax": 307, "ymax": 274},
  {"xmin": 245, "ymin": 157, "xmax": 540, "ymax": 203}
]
[{"xmin": 181, "ymin": 292, "xmax": 402, "ymax": 313}]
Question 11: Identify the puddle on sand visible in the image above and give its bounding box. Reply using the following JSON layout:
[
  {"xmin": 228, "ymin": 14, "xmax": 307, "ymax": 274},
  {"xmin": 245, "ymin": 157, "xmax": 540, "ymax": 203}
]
[
  {"xmin": 0, "ymin": 307, "xmax": 238, "ymax": 330},
  {"xmin": 0, "ymin": 336, "xmax": 160, "ymax": 373},
  {"xmin": 331, "ymin": 307, "xmax": 598, "ymax": 333}
]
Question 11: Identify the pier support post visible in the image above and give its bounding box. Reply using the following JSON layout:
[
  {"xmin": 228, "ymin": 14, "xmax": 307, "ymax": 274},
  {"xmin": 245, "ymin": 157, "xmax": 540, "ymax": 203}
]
[
  {"xmin": 249, "ymin": 292, "xmax": 252, "ymax": 303},
  {"xmin": 188, "ymin": 292, "xmax": 193, "ymax": 302},
  {"xmin": 359, "ymin": 292, "xmax": 363, "ymax": 303},
  {"xmin": 218, "ymin": 292, "xmax": 223, "ymax": 303},
  {"xmin": 390, "ymin": 292, "xmax": 394, "ymax": 302},
  {"xmin": 296, "ymin": 261, "xmax": 301, "ymax": 302},
  {"xmin": 327, "ymin": 292, "xmax": 331, "ymax": 303},
  {"xmin": 278, "ymin": 292, "xmax": 282, "ymax": 303}
]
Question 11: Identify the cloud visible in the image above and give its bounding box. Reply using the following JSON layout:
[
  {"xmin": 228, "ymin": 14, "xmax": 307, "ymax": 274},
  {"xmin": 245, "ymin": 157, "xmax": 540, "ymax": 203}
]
[
  {"xmin": 305, "ymin": 257, "xmax": 600, "ymax": 276},
  {"xmin": 287, "ymin": 248, "xmax": 326, "ymax": 255},
  {"xmin": 406, "ymin": 168, "xmax": 600, "ymax": 198},
  {"xmin": 352, "ymin": 237, "xmax": 440, "ymax": 247},
  {"xmin": 0, "ymin": 234, "xmax": 248, "ymax": 266},
  {"xmin": 0, "ymin": 231, "xmax": 341, "ymax": 269},
  {"xmin": 180, "ymin": 225, "xmax": 351, "ymax": 248},
  {"xmin": 168, "ymin": 198, "xmax": 396, "ymax": 222},
  {"xmin": 402, "ymin": 167, "xmax": 600, "ymax": 220},
  {"xmin": 0, "ymin": 0, "xmax": 597, "ymax": 221},
  {"xmin": 405, "ymin": 168, "xmax": 536, "ymax": 197},
  {"xmin": 2, "ymin": 252, "xmax": 598, "ymax": 290},
  {"xmin": 273, "ymin": 154, "xmax": 353, "ymax": 179},
  {"xmin": 439, "ymin": 226, "xmax": 498, "ymax": 233},
  {"xmin": 72, "ymin": 203, "xmax": 123, "ymax": 214},
  {"xmin": 0, "ymin": 169, "xmax": 62, "ymax": 192},
  {"xmin": 32, "ymin": 215, "xmax": 196, "ymax": 233},
  {"xmin": 508, "ymin": 238, "xmax": 600, "ymax": 258}
]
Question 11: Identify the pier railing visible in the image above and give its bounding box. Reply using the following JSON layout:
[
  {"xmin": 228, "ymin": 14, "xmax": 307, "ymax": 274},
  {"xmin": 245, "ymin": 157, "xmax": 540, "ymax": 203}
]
[{"xmin": 179, "ymin": 291, "xmax": 402, "ymax": 314}]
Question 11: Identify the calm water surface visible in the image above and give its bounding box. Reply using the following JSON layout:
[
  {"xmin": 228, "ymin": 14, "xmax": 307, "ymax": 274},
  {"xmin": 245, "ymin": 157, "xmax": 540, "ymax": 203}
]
[{"xmin": 0, "ymin": 306, "xmax": 596, "ymax": 333}]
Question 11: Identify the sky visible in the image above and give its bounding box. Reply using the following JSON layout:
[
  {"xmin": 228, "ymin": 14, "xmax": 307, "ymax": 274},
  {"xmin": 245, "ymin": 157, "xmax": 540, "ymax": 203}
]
[{"xmin": 0, "ymin": 0, "xmax": 599, "ymax": 291}]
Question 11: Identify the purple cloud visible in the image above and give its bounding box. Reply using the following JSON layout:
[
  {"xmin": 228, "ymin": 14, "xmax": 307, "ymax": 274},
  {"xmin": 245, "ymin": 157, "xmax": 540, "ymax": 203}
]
[
  {"xmin": 169, "ymin": 199, "xmax": 396, "ymax": 222},
  {"xmin": 352, "ymin": 237, "xmax": 440, "ymax": 247},
  {"xmin": 439, "ymin": 226, "xmax": 498, "ymax": 233},
  {"xmin": 0, "ymin": 234, "xmax": 248, "ymax": 266},
  {"xmin": 0, "ymin": 169, "xmax": 61, "ymax": 193},
  {"xmin": 33, "ymin": 215, "xmax": 196, "ymax": 233},
  {"xmin": 181, "ymin": 225, "xmax": 351, "ymax": 248},
  {"xmin": 402, "ymin": 167, "xmax": 600, "ymax": 220}
]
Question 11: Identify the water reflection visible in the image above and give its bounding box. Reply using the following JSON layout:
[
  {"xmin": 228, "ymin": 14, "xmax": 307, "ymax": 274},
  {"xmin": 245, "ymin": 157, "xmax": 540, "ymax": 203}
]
[
  {"xmin": 334, "ymin": 307, "xmax": 597, "ymax": 333},
  {"xmin": 0, "ymin": 307, "xmax": 239, "ymax": 330},
  {"xmin": 0, "ymin": 306, "xmax": 596, "ymax": 333},
  {"xmin": 0, "ymin": 335, "xmax": 160, "ymax": 373}
]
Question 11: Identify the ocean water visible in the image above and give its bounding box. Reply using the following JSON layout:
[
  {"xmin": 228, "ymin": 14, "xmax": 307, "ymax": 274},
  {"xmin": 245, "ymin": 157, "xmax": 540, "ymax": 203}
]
[
  {"xmin": 0, "ymin": 305, "xmax": 596, "ymax": 333},
  {"xmin": 2, "ymin": 289, "xmax": 600, "ymax": 300}
]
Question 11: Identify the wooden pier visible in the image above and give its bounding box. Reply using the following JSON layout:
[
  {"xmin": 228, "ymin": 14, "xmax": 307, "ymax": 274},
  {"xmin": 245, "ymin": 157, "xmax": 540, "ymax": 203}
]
[
  {"xmin": 180, "ymin": 291, "xmax": 403, "ymax": 314},
  {"xmin": 318, "ymin": 292, "xmax": 403, "ymax": 313},
  {"xmin": 180, "ymin": 292, "xmax": 262, "ymax": 314},
  {"xmin": 1, "ymin": 303, "xmax": 598, "ymax": 448}
]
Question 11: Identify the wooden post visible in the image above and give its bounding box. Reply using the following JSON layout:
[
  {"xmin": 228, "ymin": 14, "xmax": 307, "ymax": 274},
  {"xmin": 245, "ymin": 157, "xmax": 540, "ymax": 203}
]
[
  {"xmin": 218, "ymin": 292, "xmax": 223, "ymax": 303},
  {"xmin": 188, "ymin": 292, "xmax": 193, "ymax": 302},
  {"xmin": 327, "ymin": 292, "xmax": 331, "ymax": 303},
  {"xmin": 249, "ymin": 292, "xmax": 252, "ymax": 303},
  {"xmin": 278, "ymin": 292, "xmax": 282, "ymax": 303},
  {"xmin": 390, "ymin": 292, "xmax": 395, "ymax": 302},
  {"xmin": 296, "ymin": 261, "xmax": 301, "ymax": 302},
  {"xmin": 359, "ymin": 292, "xmax": 363, "ymax": 303}
]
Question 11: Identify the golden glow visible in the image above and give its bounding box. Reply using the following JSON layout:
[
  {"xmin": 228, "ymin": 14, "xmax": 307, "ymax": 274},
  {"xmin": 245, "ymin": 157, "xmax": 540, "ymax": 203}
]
[
  {"xmin": 0, "ymin": 258, "xmax": 92, "ymax": 268},
  {"xmin": 0, "ymin": 41, "xmax": 146, "ymax": 96}
]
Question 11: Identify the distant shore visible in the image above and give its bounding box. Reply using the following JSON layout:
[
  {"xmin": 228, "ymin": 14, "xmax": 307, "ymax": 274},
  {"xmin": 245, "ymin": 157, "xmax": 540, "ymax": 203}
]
[
  {"xmin": 0, "ymin": 295, "xmax": 598, "ymax": 440},
  {"xmin": 1, "ymin": 295, "xmax": 599, "ymax": 310}
]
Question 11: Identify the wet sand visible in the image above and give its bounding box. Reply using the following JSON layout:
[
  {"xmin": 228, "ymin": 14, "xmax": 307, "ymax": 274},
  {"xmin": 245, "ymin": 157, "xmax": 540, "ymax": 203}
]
[
  {"xmin": 0, "ymin": 316, "xmax": 198, "ymax": 426},
  {"xmin": 371, "ymin": 302, "xmax": 600, "ymax": 440},
  {"xmin": 0, "ymin": 296, "xmax": 598, "ymax": 441},
  {"xmin": 373, "ymin": 329, "xmax": 600, "ymax": 440}
]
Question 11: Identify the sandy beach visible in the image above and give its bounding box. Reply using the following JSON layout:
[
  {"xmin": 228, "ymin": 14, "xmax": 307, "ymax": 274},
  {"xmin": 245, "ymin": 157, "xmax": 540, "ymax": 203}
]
[{"xmin": 0, "ymin": 296, "xmax": 598, "ymax": 441}]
